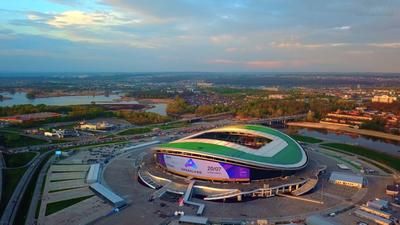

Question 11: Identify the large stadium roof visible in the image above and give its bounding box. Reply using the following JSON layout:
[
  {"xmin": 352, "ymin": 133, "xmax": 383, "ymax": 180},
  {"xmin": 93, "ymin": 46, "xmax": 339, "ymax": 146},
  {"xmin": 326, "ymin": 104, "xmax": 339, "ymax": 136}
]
[{"xmin": 157, "ymin": 125, "xmax": 308, "ymax": 169}]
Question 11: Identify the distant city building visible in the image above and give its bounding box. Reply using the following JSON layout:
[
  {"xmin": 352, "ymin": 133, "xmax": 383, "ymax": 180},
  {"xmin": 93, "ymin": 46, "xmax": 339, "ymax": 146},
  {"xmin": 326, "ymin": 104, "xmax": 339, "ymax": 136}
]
[
  {"xmin": 44, "ymin": 129, "xmax": 78, "ymax": 138},
  {"xmin": 268, "ymin": 94, "xmax": 288, "ymax": 100},
  {"xmin": 0, "ymin": 112, "xmax": 61, "ymax": 124},
  {"xmin": 322, "ymin": 110, "xmax": 372, "ymax": 126},
  {"xmin": 372, "ymin": 95, "xmax": 397, "ymax": 104},
  {"xmin": 329, "ymin": 171, "xmax": 364, "ymax": 188},
  {"xmin": 196, "ymin": 82, "xmax": 213, "ymax": 88},
  {"xmin": 79, "ymin": 121, "xmax": 114, "ymax": 130}
]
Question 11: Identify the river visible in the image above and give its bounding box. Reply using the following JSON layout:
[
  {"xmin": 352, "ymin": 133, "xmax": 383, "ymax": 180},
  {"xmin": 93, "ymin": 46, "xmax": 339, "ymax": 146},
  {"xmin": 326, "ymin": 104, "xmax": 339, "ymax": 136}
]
[
  {"xmin": 292, "ymin": 127, "xmax": 400, "ymax": 156},
  {"xmin": 0, "ymin": 92, "xmax": 167, "ymax": 115}
]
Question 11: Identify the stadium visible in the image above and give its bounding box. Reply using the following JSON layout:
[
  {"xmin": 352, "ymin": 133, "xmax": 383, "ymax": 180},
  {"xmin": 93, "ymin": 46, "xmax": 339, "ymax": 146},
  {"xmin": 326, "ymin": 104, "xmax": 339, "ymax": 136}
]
[{"xmin": 153, "ymin": 125, "xmax": 308, "ymax": 182}]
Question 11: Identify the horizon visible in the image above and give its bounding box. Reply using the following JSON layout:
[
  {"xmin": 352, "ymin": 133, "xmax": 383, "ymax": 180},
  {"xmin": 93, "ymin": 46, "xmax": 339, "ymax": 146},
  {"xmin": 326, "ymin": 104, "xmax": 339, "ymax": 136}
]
[{"xmin": 1, "ymin": 1, "xmax": 400, "ymax": 73}]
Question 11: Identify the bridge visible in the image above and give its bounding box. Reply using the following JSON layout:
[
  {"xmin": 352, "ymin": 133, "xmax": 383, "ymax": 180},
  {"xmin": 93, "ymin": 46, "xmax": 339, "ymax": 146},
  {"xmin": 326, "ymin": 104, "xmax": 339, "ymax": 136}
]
[
  {"xmin": 178, "ymin": 112, "xmax": 234, "ymax": 123},
  {"xmin": 249, "ymin": 114, "xmax": 307, "ymax": 126}
]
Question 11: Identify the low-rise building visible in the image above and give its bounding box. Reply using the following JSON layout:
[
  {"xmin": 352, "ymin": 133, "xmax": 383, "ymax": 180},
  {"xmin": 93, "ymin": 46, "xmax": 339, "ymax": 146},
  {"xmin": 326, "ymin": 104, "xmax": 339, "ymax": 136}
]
[
  {"xmin": 367, "ymin": 198, "xmax": 389, "ymax": 210},
  {"xmin": 354, "ymin": 210, "xmax": 393, "ymax": 225},
  {"xmin": 329, "ymin": 171, "xmax": 365, "ymax": 188},
  {"xmin": 359, "ymin": 205, "xmax": 391, "ymax": 219},
  {"xmin": 386, "ymin": 183, "xmax": 400, "ymax": 196},
  {"xmin": 44, "ymin": 129, "xmax": 78, "ymax": 138},
  {"xmin": 268, "ymin": 94, "xmax": 288, "ymax": 100},
  {"xmin": 372, "ymin": 95, "xmax": 397, "ymax": 104},
  {"xmin": 79, "ymin": 121, "xmax": 114, "ymax": 131},
  {"xmin": 86, "ymin": 163, "xmax": 101, "ymax": 184},
  {"xmin": 322, "ymin": 111, "xmax": 372, "ymax": 126}
]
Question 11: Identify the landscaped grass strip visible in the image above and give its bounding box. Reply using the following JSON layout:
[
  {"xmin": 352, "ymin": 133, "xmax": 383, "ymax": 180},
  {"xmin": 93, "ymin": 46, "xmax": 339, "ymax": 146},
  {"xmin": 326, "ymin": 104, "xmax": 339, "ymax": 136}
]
[{"xmin": 45, "ymin": 195, "xmax": 94, "ymax": 216}]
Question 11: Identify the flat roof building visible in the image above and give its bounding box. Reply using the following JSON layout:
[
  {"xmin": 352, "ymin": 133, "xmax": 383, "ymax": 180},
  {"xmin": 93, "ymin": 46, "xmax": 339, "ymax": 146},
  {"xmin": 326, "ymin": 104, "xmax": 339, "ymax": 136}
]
[
  {"xmin": 329, "ymin": 171, "xmax": 364, "ymax": 188},
  {"xmin": 367, "ymin": 198, "xmax": 389, "ymax": 210},
  {"xmin": 86, "ymin": 163, "xmax": 101, "ymax": 184},
  {"xmin": 90, "ymin": 182, "xmax": 126, "ymax": 208},
  {"xmin": 354, "ymin": 210, "xmax": 393, "ymax": 225},
  {"xmin": 179, "ymin": 215, "xmax": 208, "ymax": 225},
  {"xmin": 359, "ymin": 205, "xmax": 391, "ymax": 219}
]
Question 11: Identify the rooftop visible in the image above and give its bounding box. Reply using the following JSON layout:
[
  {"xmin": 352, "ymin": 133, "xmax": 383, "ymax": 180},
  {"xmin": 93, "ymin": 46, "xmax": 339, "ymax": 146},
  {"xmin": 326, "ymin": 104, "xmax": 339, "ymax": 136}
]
[
  {"xmin": 157, "ymin": 125, "xmax": 307, "ymax": 169},
  {"xmin": 329, "ymin": 171, "xmax": 364, "ymax": 184}
]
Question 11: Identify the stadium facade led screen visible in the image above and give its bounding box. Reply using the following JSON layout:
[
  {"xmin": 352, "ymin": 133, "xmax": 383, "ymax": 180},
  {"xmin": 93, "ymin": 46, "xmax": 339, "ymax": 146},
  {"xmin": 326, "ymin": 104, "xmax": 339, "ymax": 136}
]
[{"xmin": 156, "ymin": 153, "xmax": 250, "ymax": 181}]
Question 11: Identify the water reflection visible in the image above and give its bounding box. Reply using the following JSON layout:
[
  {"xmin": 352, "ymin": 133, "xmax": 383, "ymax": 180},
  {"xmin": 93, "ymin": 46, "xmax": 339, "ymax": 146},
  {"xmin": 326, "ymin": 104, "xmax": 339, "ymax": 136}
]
[{"xmin": 293, "ymin": 127, "xmax": 400, "ymax": 155}]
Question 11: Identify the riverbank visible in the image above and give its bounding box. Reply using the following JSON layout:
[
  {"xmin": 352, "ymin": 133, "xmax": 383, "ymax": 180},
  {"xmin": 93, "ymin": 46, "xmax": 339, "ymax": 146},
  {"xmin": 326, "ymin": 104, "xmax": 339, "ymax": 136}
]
[
  {"xmin": 118, "ymin": 96, "xmax": 174, "ymax": 104},
  {"xmin": 287, "ymin": 122, "xmax": 400, "ymax": 142}
]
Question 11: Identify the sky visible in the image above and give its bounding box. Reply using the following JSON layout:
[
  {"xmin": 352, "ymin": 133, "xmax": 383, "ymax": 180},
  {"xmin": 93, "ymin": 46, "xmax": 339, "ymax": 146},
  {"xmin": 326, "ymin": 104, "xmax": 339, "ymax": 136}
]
[{"xmin": 0, "ymin": 0, "xmax": 399, "ymax": 73}]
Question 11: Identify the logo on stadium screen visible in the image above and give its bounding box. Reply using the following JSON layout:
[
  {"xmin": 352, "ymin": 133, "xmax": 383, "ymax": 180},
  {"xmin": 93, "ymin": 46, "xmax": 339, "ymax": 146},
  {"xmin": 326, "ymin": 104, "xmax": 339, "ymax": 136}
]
[{"xmin": 185, "ymin": 159, "xmax": 197, "ymax": 169}]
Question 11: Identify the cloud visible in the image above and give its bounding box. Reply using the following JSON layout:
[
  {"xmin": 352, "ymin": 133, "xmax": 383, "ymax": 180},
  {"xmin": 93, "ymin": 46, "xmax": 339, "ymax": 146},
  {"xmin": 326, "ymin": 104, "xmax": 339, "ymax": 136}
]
[
  {"xmin": 246, "ymin": 60, "xmax": 284, "ymax": 68},
  {"xmin": 211, "ymin": 59, "xmax": 310, "ymax": 69},
  {"xmin": 46, "ymin": 10, "xmax": 132, "ymax": 28},
  {"xmin": 271, "ymin": 40, "xmax": 347, "ymax": 49},
  {"xmin": 27, "ymin": 14, "xmax": 41, "ymax": 21},
  {"xmin": 346, "ymin": 50, "xmax": 374, "ymax": 55},
  {"xmin": 47, "ymin": 0, "xmax": 80, "ymax": 6},
  {"xmin": 333, "ymin": 25, "xmax": 351, "ymax": 30},
  {"xmin": 225, "ymin": 47, "xmax": 238, "ymax": 52},
  {"xmin": 368, "ymin": 42, "xmax": 400, "ymax": 48},
  {"xmin": 209, "ymin": 35, "xmax": 234, "ymax": 44},
  {"xmin": 210, "ymin": 59, "xmax": 238, "ymax": 64}
]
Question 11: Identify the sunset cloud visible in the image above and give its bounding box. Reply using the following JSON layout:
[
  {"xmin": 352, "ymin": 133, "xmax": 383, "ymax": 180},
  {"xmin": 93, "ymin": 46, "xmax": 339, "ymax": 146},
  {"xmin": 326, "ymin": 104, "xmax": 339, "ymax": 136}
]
[
  {"xmin": 0, "ymin": 0, "xmax": 399, "ymax": 72},
  {"xmin": 46, "ymin": 10, "xmax": 130, "ymax": 28},
  {"xmin": 368, "ymin": 42, "xmax": 400, "ymax": 48}
]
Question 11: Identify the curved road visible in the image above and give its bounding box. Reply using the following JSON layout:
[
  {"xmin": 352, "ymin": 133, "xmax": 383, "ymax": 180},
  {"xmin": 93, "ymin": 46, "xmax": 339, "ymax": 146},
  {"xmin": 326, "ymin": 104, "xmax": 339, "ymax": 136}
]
[{"xmin": 0, "ymin": 151, "xmax": 52, "ymax": 225}]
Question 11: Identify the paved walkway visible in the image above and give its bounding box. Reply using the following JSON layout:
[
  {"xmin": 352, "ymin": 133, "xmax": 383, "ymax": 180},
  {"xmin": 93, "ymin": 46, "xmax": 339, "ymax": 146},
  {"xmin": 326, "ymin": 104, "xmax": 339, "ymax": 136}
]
[
  {"xmin": 41, "ymin": 196, "xmax": 112, "ymax": 225},
  {"xmin": 37, "ymin": 164, "xmax": 89, "ymax": 224},
  {"xmin": 47, "ymin": 187, "xmax": 92, "ymax": 203}
]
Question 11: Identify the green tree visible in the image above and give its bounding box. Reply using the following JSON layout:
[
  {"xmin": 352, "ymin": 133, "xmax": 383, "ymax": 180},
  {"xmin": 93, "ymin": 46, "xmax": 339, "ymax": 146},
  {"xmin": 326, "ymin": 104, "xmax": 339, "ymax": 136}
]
[
  {"xmin": 166, "ymin": 96, "xmax": 194, "ymax": 116},
  {"xmin": 306, "ymin": 110, "xmax": 315, "ymax": 122},
  {"xmin": 26, "ymin": 91, "xmax": 36, "ymax": 99},
  {"xmin": 195, "ymin": 105, "xmax": 215, "ymax": 116}
]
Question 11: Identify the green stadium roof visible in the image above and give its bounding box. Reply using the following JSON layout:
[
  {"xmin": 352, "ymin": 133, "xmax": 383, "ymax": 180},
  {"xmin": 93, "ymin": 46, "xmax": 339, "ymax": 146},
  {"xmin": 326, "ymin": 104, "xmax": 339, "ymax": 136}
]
[{"xmin": 157, "ymin": 125, "xmax": 308, "ymax": 169}]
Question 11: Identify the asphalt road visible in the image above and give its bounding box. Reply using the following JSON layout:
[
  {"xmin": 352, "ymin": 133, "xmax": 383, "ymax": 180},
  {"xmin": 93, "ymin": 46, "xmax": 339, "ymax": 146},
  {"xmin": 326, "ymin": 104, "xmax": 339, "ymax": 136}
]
[
  {"xmin": 0, "ymin": 151, "xmax": 52, "ymax": 225},
  {"xmin": 0, "ymin": 152, "xmax": 4, "ymax": 204},
  {"xmin": 24, "ymin": 156, "xmax": 54, "ymax": 225}
]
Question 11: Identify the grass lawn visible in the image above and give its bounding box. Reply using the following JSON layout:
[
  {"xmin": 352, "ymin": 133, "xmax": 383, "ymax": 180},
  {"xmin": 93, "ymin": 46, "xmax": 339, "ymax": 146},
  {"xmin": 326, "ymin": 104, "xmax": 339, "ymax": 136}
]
[
  {"xmin": 48, "ymin": 187, "xmax": 84, "ymax": 193},
  {"xmin": 321, "ymin": 143, "xmax": 400, "ymax": 171},
  {"xmin": 290, "ymin": 134, "xmax": 323, "ymax": 143},
  {"xmin": 117, "ymin": 127, "xmax": 152, "ymax": 135},
  {"xmin": 156, "ymin": 122, "xmax": 188, "ymax": 130},
  {"xmin": 3, "ymin": 151, "xmax": 37, "ymax": 167},
  {"xmin": 0, "ymin": 131, "xmax": 48, "ymax": 148},
  {"xmin": 0, "ymin": 167, "xmax": 27, "ymax": 214},
  {"xmin": 50, "ymin": 178, "xmax": 84, "ymax": 183},
  {"xmin": 45, "ymin": 195, "xmax": 94, "ymax": 216}
]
